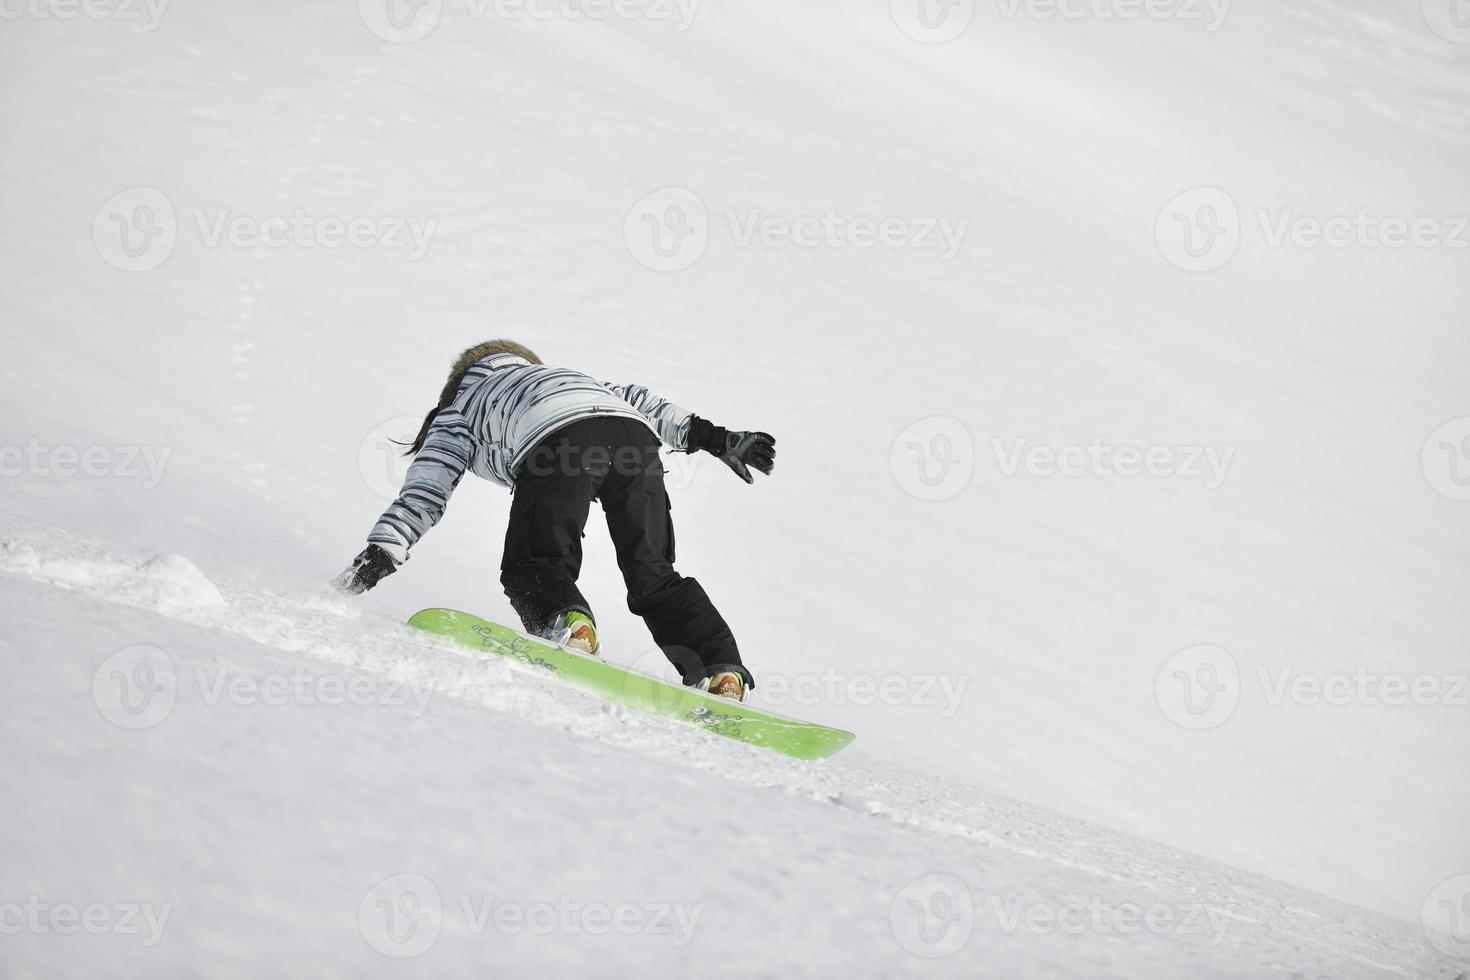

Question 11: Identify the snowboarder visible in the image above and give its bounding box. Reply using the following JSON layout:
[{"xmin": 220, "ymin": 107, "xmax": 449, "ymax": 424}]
[{"xmin": 332, "ymin": 340, "xmax": 776, "ymax": 702}]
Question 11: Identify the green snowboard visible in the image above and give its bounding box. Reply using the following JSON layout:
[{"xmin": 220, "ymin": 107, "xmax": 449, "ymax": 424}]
[{"xmin": 408, "ymin": 608, "xmax": 855, "ymax": 760}]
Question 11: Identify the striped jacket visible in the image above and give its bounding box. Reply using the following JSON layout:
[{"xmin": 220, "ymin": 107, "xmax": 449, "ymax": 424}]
[{"xmin": 368, "ymin": 353, "xmax": 695, "ymax": 562}]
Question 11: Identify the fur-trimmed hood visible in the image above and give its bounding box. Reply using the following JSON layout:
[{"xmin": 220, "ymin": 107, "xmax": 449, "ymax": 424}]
[{"xmin": 449, "ymin": 339, "xmax": 543, "ymax": 380}]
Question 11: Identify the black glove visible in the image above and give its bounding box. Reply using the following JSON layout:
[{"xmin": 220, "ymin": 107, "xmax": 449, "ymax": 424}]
[
  {"xmin": 332, "ymin": 544, "xmax": 399, "ymax": 595},
  {"xmin": 688, "ymin": 417, "xmax": 776, "ymax": 484}
]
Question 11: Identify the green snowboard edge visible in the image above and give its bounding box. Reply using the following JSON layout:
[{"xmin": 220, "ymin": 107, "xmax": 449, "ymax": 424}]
[{"xmin": 407, "ymin": 608, "xmax": 855, "ymax": 761}]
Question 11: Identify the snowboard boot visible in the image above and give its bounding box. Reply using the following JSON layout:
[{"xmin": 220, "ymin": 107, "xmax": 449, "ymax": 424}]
[
  {"xmin": 547, "ymin": 610, "xmax": 599, "ymax": 655},
  {"xmin": 699, "ymin": 670, "xmax": 747, "ymax": 703}
]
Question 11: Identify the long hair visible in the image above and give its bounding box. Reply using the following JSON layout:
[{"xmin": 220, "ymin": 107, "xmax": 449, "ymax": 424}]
[{"xmin": 401, "ymin": 340, "xmax": 543, "ymax": 456}]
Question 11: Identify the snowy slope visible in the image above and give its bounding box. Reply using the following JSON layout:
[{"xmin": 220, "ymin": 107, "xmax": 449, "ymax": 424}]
[
  {"xmin": 0, "ymin": 532, "xmax": 1460, "ymax": 978},
  {"xmin": 2, "ymin": 0, "xmax": 1468, "ymax": 975}
]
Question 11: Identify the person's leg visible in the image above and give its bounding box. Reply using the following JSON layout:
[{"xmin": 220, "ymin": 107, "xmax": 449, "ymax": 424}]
[
  {"xmin": 597, "ymin": 420, "xmax": 752, "ymax": 688},
  {"xmin": 500, "ymin": 420, "xmax": 601, "ymax": 635}
]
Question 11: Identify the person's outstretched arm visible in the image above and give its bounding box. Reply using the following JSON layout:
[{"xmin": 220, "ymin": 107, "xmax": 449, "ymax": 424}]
[
  {"xmin": 606, "ymin": 382, "xmax": 776, "ymax": 484},
  {"xmin": 332, "ymin": 410, "xmax": 475, "ymax": 594},
  {"xmin": 604, "ymin": 382, "xmax": 697, "ymax": 450}
]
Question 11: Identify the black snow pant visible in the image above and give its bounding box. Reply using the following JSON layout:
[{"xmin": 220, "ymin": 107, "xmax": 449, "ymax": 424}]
[{"xmin": 500, "ymin": 416, "xmax": 752, "ymax": 689}]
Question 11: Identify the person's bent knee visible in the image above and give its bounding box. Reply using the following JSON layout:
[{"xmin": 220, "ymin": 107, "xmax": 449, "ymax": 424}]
[{"xmin": 625, "ymin": 567, "xmax": 684, "ymax": 615}]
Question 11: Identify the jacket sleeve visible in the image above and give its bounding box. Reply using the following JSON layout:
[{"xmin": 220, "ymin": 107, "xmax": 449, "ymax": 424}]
[
  {"xmin": 367, "ymin": 410, "xmax": 475, "ymax": 562},
  {"xmin": 604, "ymin": 383, "xmax": 697, "ymax": 451}
]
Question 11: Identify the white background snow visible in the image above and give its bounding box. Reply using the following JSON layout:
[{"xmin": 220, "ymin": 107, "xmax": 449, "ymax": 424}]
[{"xmin": 1, "ymin": 0, "xmax": 1468, "ymax": 976}]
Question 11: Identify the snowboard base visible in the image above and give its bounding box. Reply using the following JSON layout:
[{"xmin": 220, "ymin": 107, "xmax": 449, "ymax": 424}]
[{"xmin": 407, "ymin": 608, "xmax": 855, "ymax": 760}]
